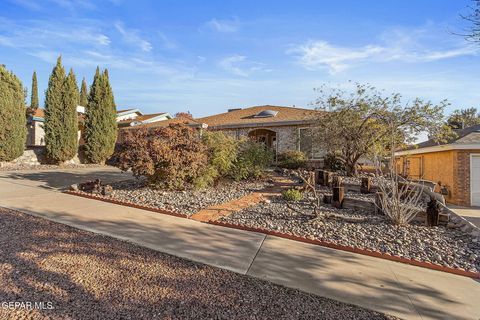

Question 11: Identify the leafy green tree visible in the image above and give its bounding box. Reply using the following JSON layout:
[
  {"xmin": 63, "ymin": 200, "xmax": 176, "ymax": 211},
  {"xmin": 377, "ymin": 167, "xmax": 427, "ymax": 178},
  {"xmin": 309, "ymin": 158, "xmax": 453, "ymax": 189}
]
[
  {"xmin": 313, "ymin": 83, "xmax": 453, "ymax": 176},
  {"xmin": 0, "ymin": 65, "xmax": 26, "ymax": 161},
  {"xmin": 79, "ymin": 77, "xmax": 88, "ymax": 107},
  {"xmin": 193, "ymin": 131, "xmax": 238, "ymax": 189},
  {"xmin": 44, "ymin": 57, "xmax": 79, "ymax": 163},
  {"xmin": 27, "ymin": 71, "xmax": 39, "ymax": 116},
  {"xmin": 446, "ymin": 108, "xmax": 480, "ymax": 129},
  {"xmin": 84, "ymin": 67, "xmax": 118, "ymax": 164}
]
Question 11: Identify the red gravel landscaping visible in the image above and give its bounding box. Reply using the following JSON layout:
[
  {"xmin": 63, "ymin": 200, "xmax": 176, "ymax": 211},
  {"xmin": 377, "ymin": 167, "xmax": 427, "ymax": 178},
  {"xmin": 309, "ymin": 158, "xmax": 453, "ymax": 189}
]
[{"xmin": 0, "ymin": 207, "xmax": 398, "ymax": 320}]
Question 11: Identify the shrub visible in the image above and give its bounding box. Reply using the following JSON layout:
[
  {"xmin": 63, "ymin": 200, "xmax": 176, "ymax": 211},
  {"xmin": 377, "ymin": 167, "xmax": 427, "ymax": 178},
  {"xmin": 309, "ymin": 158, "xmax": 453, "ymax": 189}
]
[
  {"xmin": 278, "ymin": 150, "xmax": 306, "ymax": 169},
  {"xmin": 0, "ymin": 65, "xmax": 26, "ymax": 161},
  {"xmin": 282, "ymin": 189, "xmax": 303, "ymax": 201},
  {"xmin": 193, "ymin": 131, "xmax": 238, "ymax": 189},
  {"xmin": 117, "ymin": 124, "xmax": 208, "ymax": 190},
  {"xmin": 324, "ymin": 152, "xmax": 345, "ymax": 172},
  {"xmin": 230, "ymin": 140, "xmax": 273, "ymax": 181}
]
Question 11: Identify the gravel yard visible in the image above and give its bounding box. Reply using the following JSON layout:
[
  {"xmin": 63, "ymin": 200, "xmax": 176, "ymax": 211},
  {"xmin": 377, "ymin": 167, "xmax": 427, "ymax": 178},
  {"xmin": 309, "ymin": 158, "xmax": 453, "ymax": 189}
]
[
  {"xmin": 220, "ymin": 193, "xmax": 480, "ymax": 272},
  {"xmin": 0, "ymin": 207, "xmax": 397, "ymax": 320},
  {"xmin": 87, "ymin": 178, "xmax": 271, "ymax": 216}
]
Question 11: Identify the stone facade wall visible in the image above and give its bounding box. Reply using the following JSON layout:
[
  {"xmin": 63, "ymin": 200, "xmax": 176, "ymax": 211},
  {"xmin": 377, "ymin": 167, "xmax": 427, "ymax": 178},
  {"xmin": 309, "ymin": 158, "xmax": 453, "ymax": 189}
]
[
  {"xmin": 0, "ymin": 147, "xmax": 84, "ymax": 168},
  {"xmin": 213, "ymin": 125, "xmax": 302, "ymax": 155},
  {"xmin": 26, "ymin": 121, "xmax": 45, "ymax": 146}
]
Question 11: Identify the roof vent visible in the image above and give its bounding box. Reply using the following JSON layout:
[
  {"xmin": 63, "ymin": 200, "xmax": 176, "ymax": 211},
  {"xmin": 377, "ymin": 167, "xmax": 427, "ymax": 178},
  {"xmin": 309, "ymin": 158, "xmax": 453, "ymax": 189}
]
[
  {"xmin": 228, "ymin": 108, "xmax": 242, "ymax": 112},
  {"xmin": 253, "ymin": 110, "xmax": 278, "ymax": 118}
]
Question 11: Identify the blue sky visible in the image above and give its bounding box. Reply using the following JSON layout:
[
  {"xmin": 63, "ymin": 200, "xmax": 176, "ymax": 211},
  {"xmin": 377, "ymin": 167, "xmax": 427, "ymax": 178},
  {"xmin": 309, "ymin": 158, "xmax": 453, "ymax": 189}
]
[{"xmin": 1, "ymin": 0, "xmax": 479, "ymax": 118}]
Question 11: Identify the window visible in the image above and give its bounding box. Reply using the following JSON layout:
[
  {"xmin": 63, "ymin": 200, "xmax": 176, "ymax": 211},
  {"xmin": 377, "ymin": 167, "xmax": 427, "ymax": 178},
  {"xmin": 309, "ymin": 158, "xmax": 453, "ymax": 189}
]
[{"xmin": 298, "ymin": 127, "xmax": 324, "ymax": 159}]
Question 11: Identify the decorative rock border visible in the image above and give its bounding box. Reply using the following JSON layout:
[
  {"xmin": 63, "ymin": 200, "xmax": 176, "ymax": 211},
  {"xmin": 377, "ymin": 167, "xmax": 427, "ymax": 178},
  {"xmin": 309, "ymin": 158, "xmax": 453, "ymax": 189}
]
[
  {"xmin": 208, "ymin": 220, "xmax": 480, "ymax": 279},
  {"xmin": 64, "ymin": 190, "xmax": 188, "ymax": 219}
]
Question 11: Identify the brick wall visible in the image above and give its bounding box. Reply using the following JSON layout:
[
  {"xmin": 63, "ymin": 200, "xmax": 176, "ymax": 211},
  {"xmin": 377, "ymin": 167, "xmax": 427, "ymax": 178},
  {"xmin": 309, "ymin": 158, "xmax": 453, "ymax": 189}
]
[{"xmin": 453, "ymin": 150, "xmax": 479, "ymax": 206}]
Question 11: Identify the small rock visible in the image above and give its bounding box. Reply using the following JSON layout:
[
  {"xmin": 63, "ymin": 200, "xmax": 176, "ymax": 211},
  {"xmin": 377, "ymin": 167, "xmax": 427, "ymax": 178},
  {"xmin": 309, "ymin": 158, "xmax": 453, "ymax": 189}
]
[{"xmin": 70, "ymin": 184, "xmax": 79, "ymax": 191}]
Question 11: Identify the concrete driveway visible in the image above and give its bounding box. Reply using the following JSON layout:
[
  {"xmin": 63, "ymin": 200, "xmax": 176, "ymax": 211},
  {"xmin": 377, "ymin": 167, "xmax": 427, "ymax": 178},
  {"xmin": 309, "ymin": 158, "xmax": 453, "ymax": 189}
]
[
  {"xmin": 0, "ymin": 167, "xmax": 479, "ymax": 320},
  {"xmin": 449, "ymin": 205, "xmax": 480, "ymax": 228},
  {"xmin": 0, "ymin": 166, "xmax": 133, "ymax": 191}
]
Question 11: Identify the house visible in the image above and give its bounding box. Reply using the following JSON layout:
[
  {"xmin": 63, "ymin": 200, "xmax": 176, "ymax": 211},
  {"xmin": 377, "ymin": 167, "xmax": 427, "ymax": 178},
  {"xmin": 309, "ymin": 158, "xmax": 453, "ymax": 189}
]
[
  {"xmin": 27, "ymin": 106, "xmax": 85, "ymax": 147},
  {"xmin": 395, "ymin": 124, "xmax": 480, "ymax": 207},
  {"xmin": 195, "ymin": 105, "xmax": 323, "ymax": 161},
  {"xmin": 118, "ymin": 105, "xmax": 323, "ymax": 163},
  {"xmin": 116, "ymin": 108, "xmax": 172, "ymax": 127},
  {"xmin": 27, "ymin": 107, "xmax": 172, "ymax": 146}
]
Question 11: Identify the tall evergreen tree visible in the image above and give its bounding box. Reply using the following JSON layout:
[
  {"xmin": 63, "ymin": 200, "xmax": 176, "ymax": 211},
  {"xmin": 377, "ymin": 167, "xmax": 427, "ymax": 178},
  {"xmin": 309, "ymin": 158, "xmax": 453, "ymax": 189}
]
[
  {"xmin": 0, "ymin": 65, "xmax": 27, "ymax": 161},
  {"xmin": 44, "ymin": 57, "xmax": 78, "ymax": 163},
  {"xmin": 84, "ymin": 67, "xmax": 118, "ymax": 164},
  {"xmin": 79, "ymin": 77, "xmax": 88, "ymax": 107},
  {"xmin": 31, "ymin": 71, "xmax": 39, "ymax": 110},
  {"xmin": 62, "ymin": 69, "xmax": 80, "ymax": 158}
]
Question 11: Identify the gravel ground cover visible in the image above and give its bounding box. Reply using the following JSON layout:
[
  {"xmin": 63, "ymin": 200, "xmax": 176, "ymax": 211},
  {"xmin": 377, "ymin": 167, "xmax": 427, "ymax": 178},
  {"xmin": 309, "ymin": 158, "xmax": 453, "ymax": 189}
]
[
  {"xmin": 220, "ymin": 193, "xmax": 480, "ymax": 272},
  {"xmin": 0, "ymin": 207, "xmax": 398, "ymax": 320},
  {"xmin": 80, "ymin": 178, "xmax": 271, "ymax": 216},
  {"xmin": 0, "ymin": 163, "xmax": 106, "ymax": 172}
]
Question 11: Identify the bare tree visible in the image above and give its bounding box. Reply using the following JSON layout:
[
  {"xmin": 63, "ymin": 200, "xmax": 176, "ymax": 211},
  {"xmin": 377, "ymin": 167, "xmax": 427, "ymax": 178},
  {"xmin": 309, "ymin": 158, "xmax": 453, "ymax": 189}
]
[{"xmin": 461, "ymin": 0, "xmax": 480, "ymax": 43}]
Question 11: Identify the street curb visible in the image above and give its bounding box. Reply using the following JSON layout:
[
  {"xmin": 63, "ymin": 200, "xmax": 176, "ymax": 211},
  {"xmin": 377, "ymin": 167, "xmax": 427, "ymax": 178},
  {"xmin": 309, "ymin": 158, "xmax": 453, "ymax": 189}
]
[
  {"xmin": 64, "ymin": 190, "xmax": 189, "ymax": 219},
  {"xmin": 208, "ymin": 220, "xmax": 480, "ymax": 279}
]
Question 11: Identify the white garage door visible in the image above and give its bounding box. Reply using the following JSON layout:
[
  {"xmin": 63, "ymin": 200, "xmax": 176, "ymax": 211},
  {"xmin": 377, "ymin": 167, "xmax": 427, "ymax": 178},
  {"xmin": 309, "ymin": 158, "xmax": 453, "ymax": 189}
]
[{"xmin": 472, "ymin": 155, "xmax": 480, "ymax": 206}]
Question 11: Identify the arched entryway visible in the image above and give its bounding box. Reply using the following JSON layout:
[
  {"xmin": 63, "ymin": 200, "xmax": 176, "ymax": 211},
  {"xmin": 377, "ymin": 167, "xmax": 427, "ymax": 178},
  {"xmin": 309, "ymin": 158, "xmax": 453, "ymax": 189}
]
[{"xmin": 248, "ymin": 129, "xmax": 277, "ymax": 155}]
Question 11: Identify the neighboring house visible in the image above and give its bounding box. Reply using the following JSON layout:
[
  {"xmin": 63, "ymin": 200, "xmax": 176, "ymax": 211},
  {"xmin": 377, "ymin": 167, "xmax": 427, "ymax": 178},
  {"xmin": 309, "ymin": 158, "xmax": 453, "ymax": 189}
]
[
  {"xmin": 117, "ymin": 116, "xmax": 205, "ymax": 143},
  {"xmin": 27, "ymin": 106, "xmax": 85, "ymax": 147},
  {"xmin": 116, "ymin": 108, "xmax": 172, "ymax": 127},
  {"xmin": 196, "ymin": 105, "xmax": 323, "ymax": 161},
  {"xmin": 395, "ymin": 124, "xmax": 480, "ymax": 207}
]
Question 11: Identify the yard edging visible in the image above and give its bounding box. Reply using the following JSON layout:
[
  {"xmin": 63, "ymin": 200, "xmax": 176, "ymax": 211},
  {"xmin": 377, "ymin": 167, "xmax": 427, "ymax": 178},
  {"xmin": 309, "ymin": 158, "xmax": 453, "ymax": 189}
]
[
  {"xmin": 207, "ymin": 220, "xmax": 480, "ymax": 279},
  {"xmin": 64, "ymin": 188, "xmax": 480, "ymax": 280},
  {"xmin": 64, "ymin": 190, "xmax": 189, "ymax": 218}
]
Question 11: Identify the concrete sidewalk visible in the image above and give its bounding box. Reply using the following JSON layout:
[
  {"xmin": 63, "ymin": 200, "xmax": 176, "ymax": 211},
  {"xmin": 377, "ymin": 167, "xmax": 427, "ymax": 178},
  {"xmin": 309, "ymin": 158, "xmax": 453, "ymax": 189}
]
[{"xmin": 0, "ymin": 169, "xmax": 479, "ymax": 320}]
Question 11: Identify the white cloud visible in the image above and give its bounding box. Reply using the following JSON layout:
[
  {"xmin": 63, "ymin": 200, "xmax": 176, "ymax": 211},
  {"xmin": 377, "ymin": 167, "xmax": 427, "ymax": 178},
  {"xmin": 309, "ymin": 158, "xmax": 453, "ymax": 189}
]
[
  {"xmin": 218, "ymin": 55, "xmax": 268, "ymax": 77},
  {"xmin": 206, "ymin": 18, "xmax": 239, "ymax": 33},
  {"xmin": 0, "ymin": 17, "xmax": 110, "ymax": 49},
  {"xmin": 114, "ymin": 22, "xmax": 152, "ymax": 52},
  {"xmin": 219, "ymin": 55, "xmax": 248, "ymax": 76},
  {"xmin": 289, "ymin": 25, "xmax": 479, "ymax": 74},
  {"xmin": 158, "ymin": 32, "xmax": 177, "ymax": 50},
  {"xmin": 289, "ymin": 41, "xmax": 385, "ymax": 73}
]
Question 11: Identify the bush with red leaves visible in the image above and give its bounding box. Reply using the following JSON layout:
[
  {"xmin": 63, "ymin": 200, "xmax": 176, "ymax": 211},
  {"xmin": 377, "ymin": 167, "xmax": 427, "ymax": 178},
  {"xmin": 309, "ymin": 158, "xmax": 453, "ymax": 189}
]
[{"xmin": 117, "ymin": 124, "xmax": 208, "ymax": 190}]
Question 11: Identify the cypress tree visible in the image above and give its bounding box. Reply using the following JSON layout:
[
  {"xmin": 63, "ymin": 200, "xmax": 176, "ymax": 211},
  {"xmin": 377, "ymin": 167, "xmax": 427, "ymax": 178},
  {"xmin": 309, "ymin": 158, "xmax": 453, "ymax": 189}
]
[
  {"xmin": 30, "ymin": 71, "xmax": 39, "ymax": 111},
  {"xmin": 79, "ymin": 77, "xmax": 88, "ymax": 107},
  {"xmin": 84, "ymin": 67, "xmax": 118, "ymax": 164},
  {"xmin": 44, "ymin": 57, "xmax": 78, "ymax": 163},
  {"xmin": 62, "ymin": 69, "xmax": 80, "ymax": 159},
  {"xmin": 0, "ymin": 65, "xmax": 26, "ymax": 161}
]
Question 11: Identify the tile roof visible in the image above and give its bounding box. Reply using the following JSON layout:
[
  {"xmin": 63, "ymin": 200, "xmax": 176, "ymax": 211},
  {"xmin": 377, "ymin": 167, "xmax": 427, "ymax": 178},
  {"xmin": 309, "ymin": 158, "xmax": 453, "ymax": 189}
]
[
  {"xmin": 32, "ymin": 108, "xmax": 44, "ymax": 118},
  {"xmin": 117, "ymin": 113, "xmax": 168, "ymax": 124},
  {"xmin": 122, "ymin": 116, "xmax": 202, "ymax": 129},
  {"xmin": 407, "ymin": 124, "xmax": 480, "ymax": 150},
  {"xmin": 196, "ymin": 105, "xmax": 320, "ymax": 128},
  {"xmin": 117, "ymin": 108, "xmax": 135, "ymax": 113}
]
